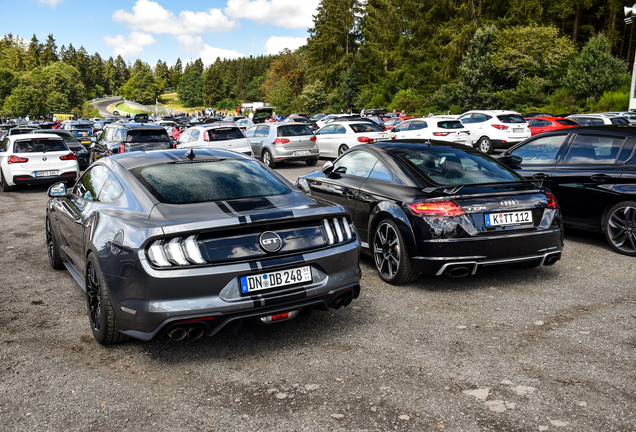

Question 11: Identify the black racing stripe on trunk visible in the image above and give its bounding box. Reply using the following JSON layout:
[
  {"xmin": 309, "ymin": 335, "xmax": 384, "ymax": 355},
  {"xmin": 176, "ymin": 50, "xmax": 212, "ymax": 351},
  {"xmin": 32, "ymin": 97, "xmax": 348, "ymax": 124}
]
[
  {"xmin": 262, "ymin": 289, "xmax": 307, "ymax": 307},
  {"xmin": 225, "ymin": 197, "xmax": 277, "ymax": 212},
  {"xmin": 249, "ymin": 261, "xmax": 260, "ymax": 271},
  {"xmin": 249, "ymin": 211, "xmax": 295, "ymax": 224},
  {"xmin": 217, "ymin": 201, "xmax": 234, "ymax": 215}
]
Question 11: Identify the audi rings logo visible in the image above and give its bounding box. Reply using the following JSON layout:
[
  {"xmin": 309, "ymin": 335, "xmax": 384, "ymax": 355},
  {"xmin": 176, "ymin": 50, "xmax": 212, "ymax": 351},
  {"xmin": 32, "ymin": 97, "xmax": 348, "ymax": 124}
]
[
  {"xmin": 259, "ymin": 231, "xmax": 282, "ymax": 252},
  {"xmin": 501, "ymin": 199, "xmax": 519, "ymax": 207}
]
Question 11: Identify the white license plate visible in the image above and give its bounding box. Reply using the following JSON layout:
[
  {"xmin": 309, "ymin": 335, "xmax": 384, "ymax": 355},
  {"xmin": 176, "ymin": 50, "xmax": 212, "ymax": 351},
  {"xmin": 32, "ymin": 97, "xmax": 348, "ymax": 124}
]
[
  {"xmin": 240, "ymin": 266, "xmax": 312, "ymax": 294},
  {"xmin": 513, "ymin": 128, "xmax": 524, "ymax": 133},
  {"xmin": 34, "ymin": 170, "xmax": 59, "ymax": 177},
  {"xmin": 293, "ymin": 150, "xmax": 311, "ymax": 156},
  {"xmin": 485, "ymin": 211, "xmax": 533, "ymax": 227}
]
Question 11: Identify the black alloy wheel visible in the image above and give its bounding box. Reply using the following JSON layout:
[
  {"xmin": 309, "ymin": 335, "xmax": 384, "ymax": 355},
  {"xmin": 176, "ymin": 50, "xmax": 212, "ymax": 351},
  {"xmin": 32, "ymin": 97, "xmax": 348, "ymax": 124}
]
[
  {"xmin": 372, "ymin": 218, "xmax": 419, "ymax": 284},
  {"xmin": 338, "ymin": 145, "xmax": 349, "ymax": 156},
  {"xmin": 478, "ymin": 136, "xmax": 493, "ymax": 154},
  {"xmin": 605, "ymin": 201, "xmax": 636, "ymax": 256},
  {"xmin": 46, "ymin": 216, "xmax": 64, "ymax": 270}
]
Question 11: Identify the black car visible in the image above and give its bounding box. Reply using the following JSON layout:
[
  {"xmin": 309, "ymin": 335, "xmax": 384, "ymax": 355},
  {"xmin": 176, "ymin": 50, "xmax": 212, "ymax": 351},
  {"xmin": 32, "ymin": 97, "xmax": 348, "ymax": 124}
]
[
  {"xmin": 45, "ymin": 148, "xmax": 361, "ymax": 344},
  {"xmin": 298, "ymin": 141, "xmax": 564, "ymax": 284},
  {"xmin": 33, "ymin": 129, "xmax": 90, "ymax": 169},
  {"xmin": 499, "ymin": 125, "xmax": 636, "ymax": 256},
  {"xmin": 90, "ymin": 123, "xmax": 172, "ymax": 162}
]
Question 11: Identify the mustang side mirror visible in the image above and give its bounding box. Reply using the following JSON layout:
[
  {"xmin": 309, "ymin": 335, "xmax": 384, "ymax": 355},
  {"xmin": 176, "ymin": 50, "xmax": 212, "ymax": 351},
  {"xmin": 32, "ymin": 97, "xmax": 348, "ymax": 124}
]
[
  {"xmin": 48, "ymin": 182, "xmax": 67, "ymax": 198},
  {"xmin": 321, "ymin": 160, "xmax": 334, "ymax": 174},
  {"xmin": 498, "ymin": 154, "xmax": 523, "ymax": 167}
]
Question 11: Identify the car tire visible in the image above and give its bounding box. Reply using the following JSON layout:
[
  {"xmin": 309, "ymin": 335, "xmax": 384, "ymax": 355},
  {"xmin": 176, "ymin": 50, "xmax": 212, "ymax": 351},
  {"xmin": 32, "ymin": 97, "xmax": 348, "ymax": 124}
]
[
  {"xmin": 1, "ymin": 169, "xmax": 15, "ymax": 192},
  {"xmin": 306, "ymin": 158, "xmax": 318, "ymax": 166},
  {"xmin": 46, "ymin": 216, "xmax": 64, "ymax": 270},
  {"xmin": 262, "ymin": 149, "xmax": 276, "ymax": 168},
  {"xmin": 85, "ymin": 254, "xmax": 130, "ymax": 345},
  {"xmin": 372, "ymin": 218, "xmax": 419, "ymax": 284},
  {"xmin": 477, "ymin": 136, "xmax": 494, "ymax": 154},
  {"xmin": 604, "ymin": 201, "xmax": 636, "ymax": 256},
  {"xmin": 338, "ymin": 145, "xmax": 349, "ymax": 156}
]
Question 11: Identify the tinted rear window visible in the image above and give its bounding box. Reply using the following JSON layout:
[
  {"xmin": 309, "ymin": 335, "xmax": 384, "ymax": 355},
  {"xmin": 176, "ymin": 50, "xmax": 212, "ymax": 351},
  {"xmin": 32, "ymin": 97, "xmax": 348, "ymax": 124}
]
[
  {"xmin": 127, "ymin": 129, "xmax": 169, "ymax": 142},
  {"xmin": 497, "ymin": 115, "xmax": 526, "ymax": 124},
  {"xmin": 277, "ymin": 125, "xmax": 313, "ymax": 137},
  {"xmin": 71, "ymin": 124, "xmax": 92, "ymax": 129},
  {"xmin": 134, "ymin": 159, "xmax": 289, "ymax": 204},
  {"xmin": 610, "ymin": 117, "xmax": 629, "ymax": 125},
  {"xmin": 555, "ymin": 119, "xmax": 579, "ymax": 126},
  {"xmin": 400, "ymin": 148, "xmax": 523, "ymax": 186},
  {"xmin": 206, "ymin": 127, "xmax": 245, "ymax": 141},
  {"xmin": 350, "ymin": 123, "xmax": 382, "ymax": 133},
  {"xmin": 14, "ymin": 139, "xmax": 67, "ymax": 153},
  {"xmin": 437, "ymin": 121, "xmax": 463, "ymax": 129}
]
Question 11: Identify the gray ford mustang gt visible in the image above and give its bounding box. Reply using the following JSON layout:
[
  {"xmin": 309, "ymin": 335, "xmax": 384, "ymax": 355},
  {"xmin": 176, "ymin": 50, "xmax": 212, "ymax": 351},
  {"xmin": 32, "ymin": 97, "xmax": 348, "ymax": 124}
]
[{"xmin": 45, "ymin": 148, "xmax": 361, "ymax": 345}]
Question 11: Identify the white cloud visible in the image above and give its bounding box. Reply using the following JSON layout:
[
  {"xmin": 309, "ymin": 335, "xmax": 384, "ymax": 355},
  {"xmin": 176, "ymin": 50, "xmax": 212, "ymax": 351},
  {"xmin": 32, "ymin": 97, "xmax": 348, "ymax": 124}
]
[
  {"xmin": 265, "ymin": 36, "xmax": 306, "ymax": 55},
  {"xmin": 113, "ymin": 0, "xmax": 236, "ymax": 36},
  {"xmin": 225, "ymin": 0, "xmax": 319, "ymax": 29},
  {"xmin": 199, "ymin": 45, "xmax": 244, "ymax": 65},
  {"xmin": 38, "ymin": 0, "xmax": 62, "ymax": 6},
  {"xmin": 104, "ymin": 32, "xmax": 157, "ymax": 59}
]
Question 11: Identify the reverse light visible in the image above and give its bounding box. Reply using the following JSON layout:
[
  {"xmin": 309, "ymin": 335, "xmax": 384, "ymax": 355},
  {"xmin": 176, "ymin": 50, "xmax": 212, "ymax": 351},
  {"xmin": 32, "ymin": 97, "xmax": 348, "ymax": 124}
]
[
  {"xmin": 357, "ymin": 136, "xmax": 375, "ymax": 143},
  {"xmin": 407, "ymin": 201, "xmax": 465, "ymax": 217},
  {"xmin": 184, "ymin": 235, "xmax": 206, "ymax": 264},
  {"xmin": 166, "ymin": 237, "xmax": 189, "ymax": 266},
  {"xmin": 273, "ymin": 138, "xmax": 290, "ymax": 144},
  {"xmin": 8, "ymin": 155, "xmax": 28, "ymax": 164},
  {"xmin": 546, "ymin": 193, "xmax": 559, "ymax": 209},
  {"xmin": 491, "ymin": 124, "xmax": 509, "ymax": 130},
  {"xmin": 59, "ymin": 152, "xmax": 76, "ymax": 161}
]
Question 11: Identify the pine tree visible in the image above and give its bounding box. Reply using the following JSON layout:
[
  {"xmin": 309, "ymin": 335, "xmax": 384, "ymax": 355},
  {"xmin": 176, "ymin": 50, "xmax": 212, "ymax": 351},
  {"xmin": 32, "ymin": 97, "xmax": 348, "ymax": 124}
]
[{"xmin": 41, "ymin": 34, "xmax": 58, "ymax": 66}]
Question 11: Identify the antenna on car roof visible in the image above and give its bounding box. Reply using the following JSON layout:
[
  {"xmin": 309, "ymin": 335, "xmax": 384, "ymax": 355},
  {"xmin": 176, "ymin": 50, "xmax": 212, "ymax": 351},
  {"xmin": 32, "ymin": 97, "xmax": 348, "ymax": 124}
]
[{"xmin": 185, "ymin": 149, "xmax": 195, "ymax": 160}]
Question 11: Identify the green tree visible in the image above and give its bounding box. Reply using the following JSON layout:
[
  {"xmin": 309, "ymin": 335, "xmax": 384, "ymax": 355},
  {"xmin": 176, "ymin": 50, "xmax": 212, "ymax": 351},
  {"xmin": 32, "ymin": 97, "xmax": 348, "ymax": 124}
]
[
  {"xmin": 0, "ymin": 67, "xmax": 21, "ymax": 108},
  {"xmin": 203, "ymin": 67, "xmax": 224, "ymax": 107},
  {"xmin": 26, "ymin": 34, "xmax": 41, "ymax": 70},
  {"xmin": 3, "ymin": 84, "xmax": 44, "ymax": 117},
  {"xmin": 41, "ymin": 34, "xmax": 58, "ymax": 66},
  {"xmin": 177, "ymin": 70, "xmax": 203, "ymax": 107},
  {"xmin": 301, "ymin": 80, "xmax": 329, "ymax": 114},
  {"xmin": 122, "ymin": 70, "xmax": 160, "ymax": 105},
  {"xmin": 264, "ymin": 76, "xmax": 293, "ymax": 111}
]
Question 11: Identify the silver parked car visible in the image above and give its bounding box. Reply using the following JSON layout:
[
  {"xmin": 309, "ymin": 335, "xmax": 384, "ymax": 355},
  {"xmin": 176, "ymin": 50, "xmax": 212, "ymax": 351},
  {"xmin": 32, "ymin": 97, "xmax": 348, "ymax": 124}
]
[
  {"xmin": 245, "ymin": 123, "xmax": 319, "ymax": 168},
  {"xmin": 176, "ymin": 124, "xmax": 253, "ymax": 157}
]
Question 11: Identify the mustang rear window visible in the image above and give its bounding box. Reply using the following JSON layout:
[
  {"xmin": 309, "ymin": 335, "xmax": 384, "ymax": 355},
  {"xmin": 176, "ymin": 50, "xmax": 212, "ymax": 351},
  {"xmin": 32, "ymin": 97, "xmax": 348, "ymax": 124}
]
[
  {"xmin": 400, "ymin": 148, "xmax": 523, "ymax": 186},
  {"xmin": 206, "ymin": 127, "xmax": 245, "ymax": 141},
  {"xmin": 134, "ymin": 159, "xmax": 290, "ymax": 204},
  {"xmin": 14, "ymin": 139, "xmax": 67, "ymax": 153}
]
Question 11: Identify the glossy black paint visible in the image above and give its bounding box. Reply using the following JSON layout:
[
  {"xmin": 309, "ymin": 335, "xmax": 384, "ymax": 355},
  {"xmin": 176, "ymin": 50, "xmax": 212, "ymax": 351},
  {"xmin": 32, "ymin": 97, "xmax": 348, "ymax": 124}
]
[{"xmin": 299, "ymin": 141, "xmax": 564, "ymax": 277}]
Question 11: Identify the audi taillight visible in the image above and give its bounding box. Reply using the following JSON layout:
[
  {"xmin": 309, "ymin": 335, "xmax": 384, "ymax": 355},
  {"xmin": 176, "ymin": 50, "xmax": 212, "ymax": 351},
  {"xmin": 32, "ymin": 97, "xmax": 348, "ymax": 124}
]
[
  {"xmin": 491, "ymin": 124, "xmax": 509, "ymax": 130},
  {"xmin": 273, "ymin": 138, "xmax": 290, "ymax": 144},
  {"xmin": 357, "ymin": 136, "xmax": 375, "ymax": 143},
  {"xmin": 8, "ymin": 155, "xmax": 28, "ymax": 164},
  {"xmin": 59, "ymin": 152, "xmax": 76, "ymax": 160},
  {"xmin": 546, "ymin": 193, "xmax": 559, "ymax": 209},
  {"xmin": 407, "ymin": 201, "xmax": 465, "ymax": 217}
]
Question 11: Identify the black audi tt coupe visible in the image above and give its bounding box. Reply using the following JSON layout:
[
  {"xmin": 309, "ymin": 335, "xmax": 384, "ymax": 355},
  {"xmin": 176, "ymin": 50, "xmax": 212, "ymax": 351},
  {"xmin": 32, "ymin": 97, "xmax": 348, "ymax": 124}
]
[
  {"xmin": 46, "ymin": 149, "xmax": 361, "ymax": 344},
  {"xmin": 297, "ymin": 141, "xmax": 564, "ymax": 284}
]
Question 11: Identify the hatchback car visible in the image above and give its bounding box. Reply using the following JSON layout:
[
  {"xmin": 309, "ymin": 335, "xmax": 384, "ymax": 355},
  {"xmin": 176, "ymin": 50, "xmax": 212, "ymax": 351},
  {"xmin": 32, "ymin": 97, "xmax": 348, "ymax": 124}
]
[
  {"xmin": 45, "ymin": 148, "xmax": 361, "ymax": 344},
  {"xmin": 0, "ymin": 133, "xmax": 79, "ymax": 192},
  {"xmin": 315, "ymin": 121, "xmax": 391, "ymax": 158},
  {"xmin": 90, "ymin": 123, "xmax": 172, "ymax": 162},
  {"xmin": 499, "ymin": 125, "xmax": 636, "ymax": 256},
  {"xmin": 458, "ymin": 110, "xmax": 531, "ymax": 154},
  {"xmin": 33, "ymin": 129, "xmax": 90, "ymax": 169},
  {"xmin": 176, "ymin": 124, "xmax": 253, "ymax": 157},
  {"xmin": 298, "ymin": 142, "xmax": 563, "ymax": 284},
  {"xmin": 390, "ymin": 117, "xmax": 472, "ymax": 146},
  {"xmin": 526, "ymin": 117, "xmax": 581, "ymax": 136},
  {"xmin": 245, "ymin": 123, "xmax": 319, "ymax": 168}
]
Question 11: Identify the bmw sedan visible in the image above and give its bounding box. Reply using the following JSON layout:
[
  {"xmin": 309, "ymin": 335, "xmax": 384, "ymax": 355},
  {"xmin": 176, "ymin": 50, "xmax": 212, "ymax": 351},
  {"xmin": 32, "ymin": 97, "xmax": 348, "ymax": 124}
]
[
  {"xmin": 46, "ymin": 148, "xmax": 361, "ymax": 344},
  {"xmin": 297, "ymin": 142, "xmax": 564, "ymax": 284}
]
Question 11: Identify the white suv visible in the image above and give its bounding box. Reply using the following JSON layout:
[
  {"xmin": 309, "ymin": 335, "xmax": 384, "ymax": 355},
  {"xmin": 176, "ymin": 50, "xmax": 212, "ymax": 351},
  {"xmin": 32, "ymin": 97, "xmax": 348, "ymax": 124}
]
[
  {"xmin": 458, "ymin": 110, "xmax": 531, "ymax": 153},
  {"xmin": 568, "ymin": 113, "xmax": 630, "ymax": 126}
]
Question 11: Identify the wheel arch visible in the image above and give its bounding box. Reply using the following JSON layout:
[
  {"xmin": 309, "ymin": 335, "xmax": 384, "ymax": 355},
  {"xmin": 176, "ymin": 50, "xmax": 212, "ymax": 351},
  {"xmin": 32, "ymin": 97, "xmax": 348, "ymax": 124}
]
[{"xmin": 367, "ymin": 201, "xmax": 417, "ymax": 256}]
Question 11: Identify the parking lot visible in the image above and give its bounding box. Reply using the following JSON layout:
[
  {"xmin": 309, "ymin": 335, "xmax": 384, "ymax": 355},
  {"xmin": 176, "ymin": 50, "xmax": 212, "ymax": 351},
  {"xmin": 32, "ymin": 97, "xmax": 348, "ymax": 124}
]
[{"xmin": 0, "ymin": 160, "xmax": 635, "ymax": 431}]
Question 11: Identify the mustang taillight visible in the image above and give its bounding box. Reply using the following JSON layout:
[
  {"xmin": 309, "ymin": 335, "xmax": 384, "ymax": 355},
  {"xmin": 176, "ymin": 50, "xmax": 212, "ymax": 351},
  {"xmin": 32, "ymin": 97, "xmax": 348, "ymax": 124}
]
[
  {"xmin": 323, "ymin": 217, "xmax": 355, "ymax": 245},
  {"xmin": 8, "ymin": 155, "xmax": 28, "ymax": 164},
  {"xmin": 59, "ymin": 152, "xmax": 76, "ymax": 160},
  {"xmin": 407, "ymin": 201, "xmax": 465, "ymax": 217},
  {"xmin": 147, "ymin": 235, "xmax": 206, "ymax": 267},
  {"xmin": 491, "ymin": 124, "xmax": 509, "ymax": 130},
  {"xmin": 546, "ymin": 193, "xmax": 559, "ymax": 209}
]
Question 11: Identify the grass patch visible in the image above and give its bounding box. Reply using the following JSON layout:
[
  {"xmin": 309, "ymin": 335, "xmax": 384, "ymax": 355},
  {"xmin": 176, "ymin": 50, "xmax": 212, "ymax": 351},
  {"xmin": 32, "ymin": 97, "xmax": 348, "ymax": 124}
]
[
  {"xmin": 158, "ymin": 92, "xmax": 205, "ymax": 113},
  {"xmin": 114, "ymin": 102, "xmax": 145, "ymax": 115}
]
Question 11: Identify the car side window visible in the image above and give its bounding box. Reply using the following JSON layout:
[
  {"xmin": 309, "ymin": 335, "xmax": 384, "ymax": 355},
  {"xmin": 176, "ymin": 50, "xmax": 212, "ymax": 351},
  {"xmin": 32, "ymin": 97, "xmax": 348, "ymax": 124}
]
[
  {"xmin": 113, "ymin": 129, "xmax": 126, "ymax": 142},
  {"xmin": 190, "ymin": 130, "xmax": 200, "ymax": 141},
  {"xmin": 318, "ymin": 125, "xmax": 335, "ymax": 135},
  {"xmin": 178, "ymin": 130, "xmax": 192, "ymax": 143},
  {"xmin": 410, "ymin": 121, "xmax": 428, "ymax": 131},
  {"xmin": 510, "ymin": 134, "xmax": 567, "ymax": 164},
  {"xmin": 333, "ymin": 125, "xmax": 347, "ymax": 134},
  {"xmin": 368, "ymin": 160, "xmax": 393, "ymax": 182},
  {"xmin": 459, "ymin": 115, "xmax": 471, "ymax": 124},
  {"xmin": 256, "ymin": 126, "xmax": 270, "ymax": 138},
  {"xmin": 333, "ymin": 151, "xmax": 378, "ymax": 178},
  {"xmin": 564, "ymin": 134, "xmax": 625, "ymax": 164},
  {"xmin": 617, "ymin": 138, "xmax": 636, "ymax": 164},
  {"xmin": 472, "ymin": 114, "xmax": 490, "ymax": 123},
  {"xmin": 73, "ymin": 165, "xmax": 111, "ymax": 202},
  {"xmin": 98, "ymin": 174, "xmax": 124, "ymax": 203},
  {"xmin": 244, "ymin": 126, "xmax": 257, "ymax": 138}
]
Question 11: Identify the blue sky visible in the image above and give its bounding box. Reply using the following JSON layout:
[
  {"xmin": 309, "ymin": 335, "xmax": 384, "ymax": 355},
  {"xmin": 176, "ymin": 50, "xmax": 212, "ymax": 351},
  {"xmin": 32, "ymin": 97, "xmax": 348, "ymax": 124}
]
[{"xmin": 1, "ymin": 0, "xmax": 319, "ymax": 67}]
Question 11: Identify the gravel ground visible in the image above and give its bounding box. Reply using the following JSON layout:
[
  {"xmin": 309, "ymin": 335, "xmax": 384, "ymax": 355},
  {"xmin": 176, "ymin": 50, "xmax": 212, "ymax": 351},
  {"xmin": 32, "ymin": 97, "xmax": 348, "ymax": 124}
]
[{"xmin": 0, "ymin": 160, "xmax": 634, "ymax": 432}]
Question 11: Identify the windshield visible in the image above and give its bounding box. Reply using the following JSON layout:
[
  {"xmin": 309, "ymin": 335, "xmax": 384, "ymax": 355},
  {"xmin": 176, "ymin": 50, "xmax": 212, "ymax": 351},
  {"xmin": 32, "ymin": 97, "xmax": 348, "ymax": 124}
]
[
  {"xmin": 127, "ymin": 129, "xmax": 169, "ymax": 142},
  {"xmin": 14, "ymin": 139, "xmax": 67, "ymax": 153},
  {"xmin": 133, "ymin": 159, "xmax": 290, "ymax": 204},
  {"xmin": 206, "ymin": 127, "xmax": 245, "ymax": 141},
  {"xmin": 400, "ymin": 148, "xmax": 523, "ymax": 186}
]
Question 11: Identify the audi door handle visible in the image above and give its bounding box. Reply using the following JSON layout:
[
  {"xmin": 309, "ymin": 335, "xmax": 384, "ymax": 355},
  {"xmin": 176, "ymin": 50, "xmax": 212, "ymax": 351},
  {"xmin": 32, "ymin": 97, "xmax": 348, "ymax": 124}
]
[
  {"xmin": 590, "ymin": 174, "xmax": 612, "ymax": 182},
  {"xmin": 532, "ymin": 173, "xmax": 548, "ymax": 180}
]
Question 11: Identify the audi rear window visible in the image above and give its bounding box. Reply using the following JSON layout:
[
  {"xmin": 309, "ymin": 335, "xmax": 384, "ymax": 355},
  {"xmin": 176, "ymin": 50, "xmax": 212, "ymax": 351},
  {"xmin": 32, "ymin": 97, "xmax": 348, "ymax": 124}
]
[
  {"xmin": 206, "ymin": 127, "xmax": 245, "ymax": 141},
  {"xmin": 277, "ymin": 125, "xmax": 313, "ymax": 137},
  {"xmin": 497, "ymin": 115, "xmax": 526, "ymax": 124},
  {"xmin": 127, "ymin": 129, "xmax": 169, "ymax": 142},
  {"xmin": 350, "ymin": 123, "xmax": 383, "ymax": 133},
  {"xmin": 14, "ymin": 139, "xmax": 67, "ymax": 153},
  {"xmin": 133, "ymin": 159, "xmax": 290, "ymax": 204}
]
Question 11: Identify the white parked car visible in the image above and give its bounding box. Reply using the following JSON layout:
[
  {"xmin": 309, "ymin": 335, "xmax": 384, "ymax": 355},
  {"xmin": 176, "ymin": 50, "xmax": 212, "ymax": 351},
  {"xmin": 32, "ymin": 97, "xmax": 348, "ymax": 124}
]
[
  {"xmin": 457, "ymin": 110, "xmax": 531, "ymax": 153},
  {"xmin": 315, "ymin": 121, "xmax": 391, "ymax": 158},
  {"xmin": 153, "ymin": 120, "xmax": 179, "ymax": 130},
  {"xmin": 315, "ymin": 114, "xmax": 353, "ymax": 129},
  {"xmin": 568, "ymin": 113, "xmax": 630, "ymax": 126},
  {"xmin": 390, "ymin": 117, "xmax": 472, "ymax": 146},
  {"xmin": 602, "ymin": 111, "xmax": 636, "ymax": 124},
  {"xmin": 175, "ymin": 124, "xmax": 253, "ymax": 157},
  {"xmin": 0, "ymin": 133, "xmax": 80, "ymax": 192}
]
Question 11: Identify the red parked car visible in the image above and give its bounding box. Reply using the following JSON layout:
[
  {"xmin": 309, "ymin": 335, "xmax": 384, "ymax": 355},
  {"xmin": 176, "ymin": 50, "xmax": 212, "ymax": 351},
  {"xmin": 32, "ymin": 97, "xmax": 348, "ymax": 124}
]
[{"xmin": 527, "ymin": 116, "xmax": 580, "ymax": 136}]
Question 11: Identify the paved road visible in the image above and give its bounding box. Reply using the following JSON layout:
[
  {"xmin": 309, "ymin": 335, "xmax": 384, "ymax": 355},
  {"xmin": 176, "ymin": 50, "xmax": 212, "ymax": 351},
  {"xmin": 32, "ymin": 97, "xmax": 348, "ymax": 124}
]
[
  {"xmin": 91, "ymin": 97, "xmax": 121, "ymax": 117},
  {"xmin": 0, "ymin": 159, "xmax": 634, "ymax": 431}
]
